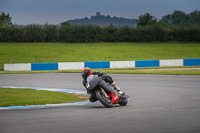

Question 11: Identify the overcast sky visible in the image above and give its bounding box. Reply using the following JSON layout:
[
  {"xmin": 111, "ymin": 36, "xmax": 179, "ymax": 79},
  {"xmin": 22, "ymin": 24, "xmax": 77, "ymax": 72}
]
[{"xmin": 0, "ymin": 0, "xmax": 200, "ymax": 25}]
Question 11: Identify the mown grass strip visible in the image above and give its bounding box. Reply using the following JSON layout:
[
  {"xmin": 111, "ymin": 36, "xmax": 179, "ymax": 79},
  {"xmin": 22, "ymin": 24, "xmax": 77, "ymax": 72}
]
[
  {"xmin": 99, "ymin": 69, "xmax": 200, "ymax": 75},
  {"xmin": 92, "ymin": 67, "xmax": 200, "ymax": 75},
  {"xmin": 0, "ymin": 88, "xmax": 88, "ymax": 107}
]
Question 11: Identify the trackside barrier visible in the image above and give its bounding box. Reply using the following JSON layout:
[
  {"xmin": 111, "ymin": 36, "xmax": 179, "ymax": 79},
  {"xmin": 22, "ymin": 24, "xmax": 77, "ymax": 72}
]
[
  {"xmin": 59, "ymin": 62, "xmax": 84, "ymax": 70},
  {"xmin": 85, "ymin": 61, "xmax": 110, "ymax": 69},
  {"xmin": 183, "ymin": 59, "xmax": 200, "ymax": 66},
  {"xmin": 135, "ymin": 60, "xmax": 159, "ymax": 67},
  {"xmin": 3, "ymin": 58, "xmax": 200, "ymax": 71},
  {"xmin": 32, "ymin": 63, "xmax": 58, "ymax": 71},
  {"xmin": 110, "ymin": 61, "xmax": 135, "ymax": 68},
  {"xmin": 160, "ymin": 59, "xmax": 183, "ymax": 67},
  {"xmin": 4, "ymin": 63, "xmax": 31, "ymax": 71}
]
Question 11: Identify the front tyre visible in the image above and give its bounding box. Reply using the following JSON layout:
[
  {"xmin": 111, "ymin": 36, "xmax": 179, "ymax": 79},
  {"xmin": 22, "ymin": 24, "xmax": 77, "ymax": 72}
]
[
  {"xmin": 96, "ymin": 91, "xmax": 113, "ymax": 108},
  {"xmin": 118, "ymin": 95, "xmax": 128, "ymax": 106}
]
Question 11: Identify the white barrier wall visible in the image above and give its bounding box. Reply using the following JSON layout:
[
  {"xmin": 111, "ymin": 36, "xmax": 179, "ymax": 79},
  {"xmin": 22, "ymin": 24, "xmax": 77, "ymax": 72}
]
[
  {"xmin": 4, "ymin": 63, "xmax": 31, "ymax": 71},
  {"xmin": 110, "ymin": 61, "xmax": 135, "ymax": 68},
  {"xmin": 160, "ymin": 59, "xmax": 183, "ymax": 67},
  {"xmin": 58, "ymin": 62, "xmax": 84, "ymax": 70},
  {"xmin": 4, "ymin": 59, "xmax": 199, "ymax": 71}
]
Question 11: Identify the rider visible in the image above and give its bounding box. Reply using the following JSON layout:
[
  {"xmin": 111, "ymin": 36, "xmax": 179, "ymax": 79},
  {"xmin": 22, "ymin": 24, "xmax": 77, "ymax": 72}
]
[{"xmin": 81, "ymin": 67, "xmax": 124, "ymax": 102}]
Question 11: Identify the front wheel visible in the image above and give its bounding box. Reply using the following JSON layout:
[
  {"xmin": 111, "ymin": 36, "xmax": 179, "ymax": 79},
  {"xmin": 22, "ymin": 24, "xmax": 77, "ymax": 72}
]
[
  {"xmin": 96, "ymin": 91, "xmax": 113, "ymax": 108},
  {"xmin": 118, "ymin": 95, "xmax": 128, "ymax": 106}
]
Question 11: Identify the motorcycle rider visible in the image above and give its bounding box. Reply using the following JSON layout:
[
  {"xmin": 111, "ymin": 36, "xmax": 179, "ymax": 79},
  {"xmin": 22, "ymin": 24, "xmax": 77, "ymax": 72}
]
[{"xmin": 81, "ymin": 67, "xmax": 124, "ymax": 102}]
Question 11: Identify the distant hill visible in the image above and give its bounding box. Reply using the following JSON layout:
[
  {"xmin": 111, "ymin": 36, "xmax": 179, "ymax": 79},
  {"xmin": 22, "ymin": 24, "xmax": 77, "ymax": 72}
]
[{"xmin": 66, "ymin": 12, "xmax": 137, "ymax": 27}]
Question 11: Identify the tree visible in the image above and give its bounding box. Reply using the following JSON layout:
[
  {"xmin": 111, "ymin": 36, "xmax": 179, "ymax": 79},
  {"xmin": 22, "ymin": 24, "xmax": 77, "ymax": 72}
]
[
  {"xmin": 0, "ymin": 12, "xmax": 12, "ymax": 27},
  {"xmin": 188, "ymin": 10, "xmax": 200, "ymax": 26},
  {"xmin": 59, "ymin": 23, "xmax": 75, "ymax": 42},
  {"xmin": 161, "ymin": 14, "xmax": 172, "ymax": 24},
  {"xmin": 137, "ymin": 13, "xmax": 157, "ymax": 27},
  {"xmin": 23, "ymin": 24, "xmax": 43, "ymax": 42},
  {"xmin": 0, "ymin": 12, "xmax": 13, "ymax": 42},
  {"xmin": 171, "ymin": 10, "xmax": 188, "ymax": 25},
  {"xmin": 161, "ymin": 10, "xmax": 188, "ymax": 26},
  {"xmin": 43, "ymin": 24, "xmax": 58, "ymax": 42}
]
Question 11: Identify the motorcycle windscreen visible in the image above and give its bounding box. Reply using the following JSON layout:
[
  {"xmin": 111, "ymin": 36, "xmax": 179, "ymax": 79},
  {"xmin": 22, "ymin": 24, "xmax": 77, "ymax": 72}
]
[{"xmin": 86, "ymin": 75, "xmax": 101, "ymax": 92}]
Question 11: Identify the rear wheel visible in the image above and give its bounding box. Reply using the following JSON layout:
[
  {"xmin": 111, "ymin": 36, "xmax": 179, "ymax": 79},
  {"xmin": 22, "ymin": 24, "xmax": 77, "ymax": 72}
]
[{"xmin": 96, "ymin": 90, "xmax": 113, "ymax": 108}]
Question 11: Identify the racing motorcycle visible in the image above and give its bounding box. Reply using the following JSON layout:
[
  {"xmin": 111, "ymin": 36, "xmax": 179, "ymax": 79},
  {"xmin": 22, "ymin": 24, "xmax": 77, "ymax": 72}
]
[{"xmin": 85, "ymin": 74, "xmax": 128, "ymax": 108}]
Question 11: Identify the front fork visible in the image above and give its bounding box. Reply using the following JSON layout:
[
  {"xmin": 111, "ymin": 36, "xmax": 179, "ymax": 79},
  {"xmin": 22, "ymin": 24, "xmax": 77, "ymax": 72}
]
[{"xmin": 100, "ymin": 87, "xmax": 109, "ymax": 98}]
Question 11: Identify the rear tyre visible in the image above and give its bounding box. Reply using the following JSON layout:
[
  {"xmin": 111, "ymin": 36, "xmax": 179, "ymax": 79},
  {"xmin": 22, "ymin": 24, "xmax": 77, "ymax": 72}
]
[{"xmin": 96, "ymin": 91, "xmax": 113, "ymax": 108}]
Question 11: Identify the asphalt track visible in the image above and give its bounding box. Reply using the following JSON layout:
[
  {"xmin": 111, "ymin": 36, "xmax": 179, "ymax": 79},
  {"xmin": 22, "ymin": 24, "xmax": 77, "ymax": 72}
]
[{"xmin": 0, "ymin": 73, "xmax": 200, "ymax": 133}]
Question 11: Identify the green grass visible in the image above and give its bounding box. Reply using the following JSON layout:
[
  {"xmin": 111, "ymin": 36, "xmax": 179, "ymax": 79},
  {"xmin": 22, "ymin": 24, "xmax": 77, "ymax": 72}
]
[
  {"xmin": 0, "ymin": 42, "xmax": 200, "ymax": 67},
  {"xmin": 94, "ymin": 68, "xmax": 200, "ymax": 75},
  {"xmin": 0, "ymin": 88, "xmax": 88, "ymax": 107}
]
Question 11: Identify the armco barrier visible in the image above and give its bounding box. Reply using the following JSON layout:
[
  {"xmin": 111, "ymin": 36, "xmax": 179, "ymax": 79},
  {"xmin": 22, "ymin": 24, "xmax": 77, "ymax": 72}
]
[{"xmin": 4, "ymin": 58, "xmax": 200, "ymax": 71}]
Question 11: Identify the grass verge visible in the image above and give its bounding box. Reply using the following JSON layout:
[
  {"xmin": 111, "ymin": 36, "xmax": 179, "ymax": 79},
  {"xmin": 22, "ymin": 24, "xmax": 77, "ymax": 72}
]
[
  {"xmin": 99, "ymin": 68, "xmax": 200, "ymax": 75},
  {"xmin": 0, "ymin": 88, "xmax": 88, "ymax": 107},
  {"xmin": 93, "ymin": 67, "xmax": 200, "ymax": 75}
]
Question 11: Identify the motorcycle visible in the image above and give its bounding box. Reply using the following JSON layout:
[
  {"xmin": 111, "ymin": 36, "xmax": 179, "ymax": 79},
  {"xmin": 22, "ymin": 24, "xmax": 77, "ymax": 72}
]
[{"xmin": 85, "ymin": 74, "xmax": 128, "ymax": 108}]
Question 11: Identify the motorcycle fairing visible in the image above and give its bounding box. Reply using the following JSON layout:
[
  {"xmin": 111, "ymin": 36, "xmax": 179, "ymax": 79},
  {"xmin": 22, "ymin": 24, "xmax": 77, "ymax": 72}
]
[
  {"xmin": 86, "ymin": 75, "xmax": 101, "ymax": 92},
  {"xmin": 108, "ymin": 92, "xmax": 119, "ymax": 104}
]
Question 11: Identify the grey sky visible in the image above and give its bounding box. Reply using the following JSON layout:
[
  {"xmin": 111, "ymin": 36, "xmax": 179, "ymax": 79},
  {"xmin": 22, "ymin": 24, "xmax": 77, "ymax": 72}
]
[{"xmin": 0, "ymin": 0, "xmax": 200, "ymax": 25}]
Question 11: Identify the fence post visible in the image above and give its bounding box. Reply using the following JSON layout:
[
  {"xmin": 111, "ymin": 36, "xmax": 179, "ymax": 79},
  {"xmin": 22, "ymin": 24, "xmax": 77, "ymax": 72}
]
[
  {"xmin": 194, "ymin": 54, "xmax": 196, "ymax": 58},
  {"xmin": 10, "ymin": 59, "xmax": 13, "ymax": 63}
]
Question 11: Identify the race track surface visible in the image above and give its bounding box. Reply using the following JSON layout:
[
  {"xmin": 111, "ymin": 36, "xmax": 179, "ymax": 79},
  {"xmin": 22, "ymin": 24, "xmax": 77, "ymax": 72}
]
[{"xmin": 0, "ymin": 73, "xmax": 200, "ymax": 133}]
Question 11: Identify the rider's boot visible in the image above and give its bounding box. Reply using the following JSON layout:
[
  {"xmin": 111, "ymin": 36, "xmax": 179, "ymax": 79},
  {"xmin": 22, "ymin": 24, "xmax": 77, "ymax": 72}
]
[
  {"xmin": 89, "ymin": 94, "xmax": 98, "ymax": 102},
  {"xmin": 112, "ymin": 81, "xmax": 125, "ymax": 95}
]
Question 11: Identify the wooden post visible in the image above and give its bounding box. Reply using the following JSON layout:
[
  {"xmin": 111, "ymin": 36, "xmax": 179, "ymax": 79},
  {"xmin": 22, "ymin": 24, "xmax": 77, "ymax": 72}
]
[{"xmin": 10, "ymin": 59, "xmax": 13, "ymax": 63}]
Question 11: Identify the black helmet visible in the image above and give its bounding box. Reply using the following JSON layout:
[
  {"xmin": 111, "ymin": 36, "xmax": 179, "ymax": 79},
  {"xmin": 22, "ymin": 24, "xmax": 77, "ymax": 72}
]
[{"xmin": 81, "ymin": 67, "xmax": 92, "ymax": 80}]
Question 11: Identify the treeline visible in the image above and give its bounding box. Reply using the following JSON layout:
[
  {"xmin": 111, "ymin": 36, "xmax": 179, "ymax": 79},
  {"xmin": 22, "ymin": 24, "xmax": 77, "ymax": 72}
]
[{"xmin": 0, "ymin": 10, "xmax": 200, "ymax": 42}]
